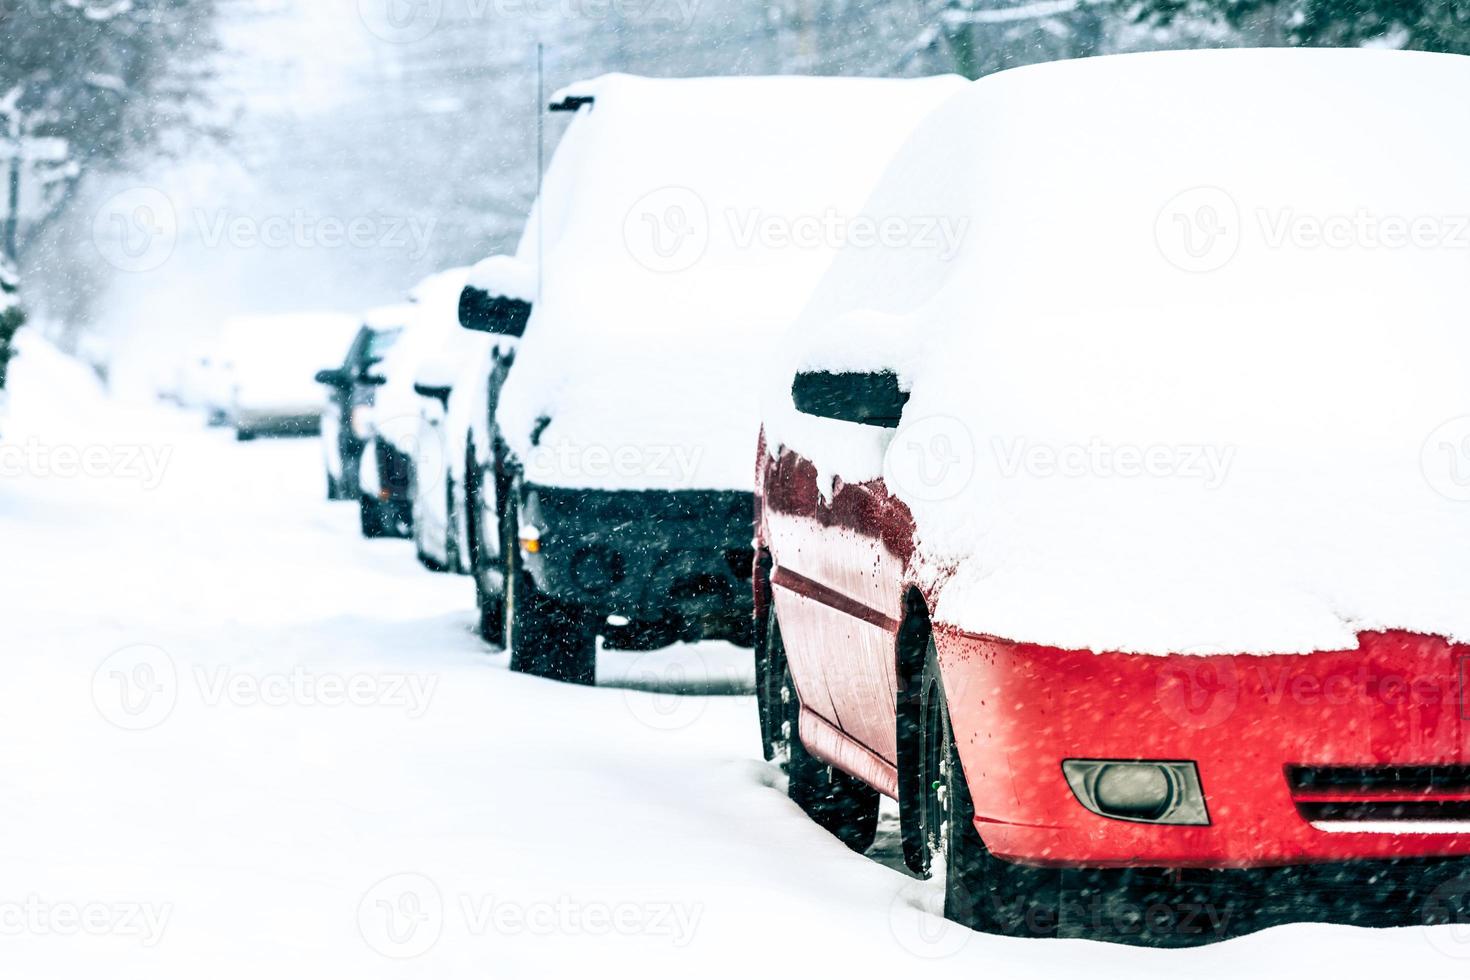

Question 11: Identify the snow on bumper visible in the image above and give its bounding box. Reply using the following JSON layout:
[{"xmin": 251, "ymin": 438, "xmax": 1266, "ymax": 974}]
[{"xmin": 937, "ymin": 626, "xmax": 1470, "ymax": 867}]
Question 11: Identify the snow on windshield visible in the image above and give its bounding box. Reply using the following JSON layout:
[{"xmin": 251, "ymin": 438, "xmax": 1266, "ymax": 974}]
[
  {"xmin": 494, "ymin": 73, "xmax": 967, "ymax": 492},
  {"xmin": 769, "ymin": 49, "xmax": 1470, "ymax": 655}
]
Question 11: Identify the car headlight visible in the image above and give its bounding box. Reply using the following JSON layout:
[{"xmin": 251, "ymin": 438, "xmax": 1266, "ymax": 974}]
[
  {"xmin": 350, "ymin": 405, "xmax": 375, "ymax": 440},
  {"xmin": 1062, "ymin": 760, "xmax": 1209, "ymax": 825}
]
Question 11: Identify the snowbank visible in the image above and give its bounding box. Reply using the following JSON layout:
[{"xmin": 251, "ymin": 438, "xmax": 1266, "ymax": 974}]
[
  {"xmin": 495, "ymin": 73, "xmax": 967, "ymax": 492},
  {"xmin": 766, "ymin": 49, "xmax": 1470, "ymax": 655},
  {"xmin": 0, "ymin": 329, "xmax": 108, "ymax": 436}
]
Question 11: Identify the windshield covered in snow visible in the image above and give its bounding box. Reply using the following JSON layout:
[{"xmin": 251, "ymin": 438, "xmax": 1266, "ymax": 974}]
[
  {"xmin": 770, "ymin": 49, "xmax": 1470, "ymax": 656},
  {"xmin": 494, "ymin": 73, "xmax": 967, "ymax": 493}
]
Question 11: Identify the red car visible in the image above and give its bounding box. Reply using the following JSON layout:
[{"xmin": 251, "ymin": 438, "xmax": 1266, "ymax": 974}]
[{"xmin": 753, "ymin": 49, "xmax": 1470, "ymax": 945}]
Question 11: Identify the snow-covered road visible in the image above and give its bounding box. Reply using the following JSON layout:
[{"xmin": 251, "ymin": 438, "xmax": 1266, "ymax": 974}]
[{"xmin": 2, "ymin": 345, "xmax": 1468, "ymax": 977}]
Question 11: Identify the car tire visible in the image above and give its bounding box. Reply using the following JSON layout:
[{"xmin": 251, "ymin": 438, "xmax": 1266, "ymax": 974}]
[
  {"xmin": 765, "ymin": 610, "xmax": 878, "ymax": 852},
  {"xmin": 918, "ymin": 636, "xmax": 1059, "ymax": 938},
  {"xmin": 327, "ymin": 472, "xmax": 342, "ymax": 501},
  {"xmin": 504, "ymin": 493, "xmax": 596, "ymax": 686},
  {"xmin": 601, "ymin": 617, "xmax": 679, "ymax": 652},
  {"xmin": 359, "ymin": 495, "xmax": 390, "ymax": 538},
  {"xmin": 467, "ymin": 460, "xmax": 506, "ymax": 645},
  {"xmin": 443, "ymin": 480, "xmax": 462, "ymax": 574},
  {"xmin": 235, "ymin": 428, "xmax": 255, "ymax": 442}
]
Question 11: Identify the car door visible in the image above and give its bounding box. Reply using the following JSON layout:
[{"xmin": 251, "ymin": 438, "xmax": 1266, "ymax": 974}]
[
  {"xmin": 322, "ymin": 328, "xmax": 370, "ymax": 480},
  {"xmin": 764, "ymin": 444, "xmax": 907, "ymax": 769}
]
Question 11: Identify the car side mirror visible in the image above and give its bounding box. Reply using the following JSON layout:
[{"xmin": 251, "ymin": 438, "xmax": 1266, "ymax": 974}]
[
  {"xmin": 459, "ymin": 285, "xmax": 531, "ymax": 337},
  {"xmin": 314, "ymin": 367, "xmax": 349, "ymax": 387},
  {"xmin": 413, "ymin": 381, "xmax": 452, "ymax": 405},
  {"xmin": 791, "ymin": 371, "xmax": 908, "ymax": 428}
]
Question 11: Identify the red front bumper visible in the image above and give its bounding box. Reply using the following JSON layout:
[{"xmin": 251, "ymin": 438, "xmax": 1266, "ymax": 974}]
[{"xmin": 938, "ymin": 626, "xmax": 1470, "ymax": 867}]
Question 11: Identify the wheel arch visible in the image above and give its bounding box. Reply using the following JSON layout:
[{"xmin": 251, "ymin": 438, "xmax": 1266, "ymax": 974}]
[{"xmin": 894, "ymin": 584, "xmax": 935, "ymax": 875}]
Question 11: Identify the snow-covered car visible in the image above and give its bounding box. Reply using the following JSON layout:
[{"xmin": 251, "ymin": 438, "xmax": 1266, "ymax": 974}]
[
  {"xmin": 448, "ymin": 256, "xmax": 534, "ymax": 624},
  {"xmin": 463, "ymin": 74, "xmax": 965, "ymax": 684},
  {"xmin": 354, "ymin": 268, "xmax": 470, "ymax": 542},
  {"xmin": 755, "ymin": 49, "xmax": 1470, "ymax": 944},
  {"xmin": 409, "ymin": 280, "xmax": 492, "ymax": 573},
  {"xmin": 313, "ymin": 306, "xmax": 409, "ymax": 505},
  {"xmin": 213, "ymin": 313, "xmax": 358, "ymax": 440}
]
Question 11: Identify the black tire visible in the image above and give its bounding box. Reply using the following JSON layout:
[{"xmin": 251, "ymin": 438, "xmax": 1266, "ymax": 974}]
[
  {"xmin": 235, "ymin": 428, "xmax": 256, "ymax": 442},
  {"xmin": 504, "ymin": 493, "xmax": 597, "ymax": 685},
  {"xmin": 765, "ymin": 610, "xmax": 878, "ymax": 852},
  {"xmin": 601, "ymin": 618, "xmax": 679, "ymax": 652},
  {"xmin": 918, "ymin": 637, "xmax": 1060, "ymax": 938},
  {"xmin": 467, "ymin": 459, "xmax": 506, "ymax": 645},
  {"xmin": 327, "ymin": 472, "xmax": 342, "ymax": 501},
  {"xmin": 359, "ymin": 496, "xmax": 390, "ymax": 538},
  {"xmin": 443, "ymin": 479, "xmax": 462, "ymax": 573}
]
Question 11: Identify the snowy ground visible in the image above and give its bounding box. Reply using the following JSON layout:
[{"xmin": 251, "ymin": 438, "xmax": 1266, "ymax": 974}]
[{"xmin": 2, "ymin": 340, "xmax": 1469, "ymax": 977}]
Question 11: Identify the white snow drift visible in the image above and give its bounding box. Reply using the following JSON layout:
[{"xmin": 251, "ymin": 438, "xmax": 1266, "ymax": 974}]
[
  {"xmin": 494, "ymin": 73, "xmax": 967, "ymax": 492},
  {"xmin": 766, "ymin": 49, "xmax": 1470, "ymax": 656}
]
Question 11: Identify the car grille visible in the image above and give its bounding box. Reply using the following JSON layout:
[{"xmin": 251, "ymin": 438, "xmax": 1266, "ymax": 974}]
[{"xmin": 1287, "ymin": 765, "xmax": 1470, "ymax": 823}]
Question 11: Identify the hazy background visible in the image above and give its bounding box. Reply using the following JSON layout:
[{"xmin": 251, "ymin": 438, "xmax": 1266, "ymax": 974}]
[{"xmin": 5, "ymin": 0, "xmax": 1460, "ymax": 395}]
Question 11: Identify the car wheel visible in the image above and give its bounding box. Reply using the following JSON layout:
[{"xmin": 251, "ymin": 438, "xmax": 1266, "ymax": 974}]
[
  {"xmin": 766, "ymin": 610, "xmax": 878, "ymax": 852},
  {"xmin": 359, "ymin": 495, "xmax": 389, "ymax": 538},
  {"xmin": 505, "ymin": 493, "xmax": 596, "ymax": 686},
  {"xmin": 918, "ymin": 636, "xmax": 1059, "ymax": 938},
  {"xmin": 327, "ymin": 472, "xmax": 342, "ymax": 500},
  {"xmin": 601, "ymin": 617, "xmax": 679, "ymax": 652},
  {"xmin": 443, "ymin": 479, "xmax": 462, "ymax": 573},
  {"xmin": 467, "ymin": 461, "xmax": 506, "ymax": 645},
  {"xmin": 235, "ymin": 428, "xmax": 255, "ymax": 442}
]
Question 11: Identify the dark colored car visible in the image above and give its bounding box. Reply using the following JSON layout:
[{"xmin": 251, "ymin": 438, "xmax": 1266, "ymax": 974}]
[
  {"xmin": 457, "ymin": 281, "xmax": 754, "ymax": 687},
  {"xmin": 313, "ymin": 310, "xmax": 406, "ymax": 504}
]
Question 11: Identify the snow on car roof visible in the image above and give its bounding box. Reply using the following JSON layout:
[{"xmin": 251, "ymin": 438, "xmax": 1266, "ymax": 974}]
[
  {"xmin": 495, "ymin": 72, "xmax": 968, "ymax": 492},
  {"xmin": 767, "ymin": 48, "xmax": 1470, "ymax": 655}
]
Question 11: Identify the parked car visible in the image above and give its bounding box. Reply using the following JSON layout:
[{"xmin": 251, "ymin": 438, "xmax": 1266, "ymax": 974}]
[
  {"xmin": 443, "ymin": 256, "xmax": 534, "ymax": 622},
  {"xmin": 409, "ymin": 280, "xmax": 492, "ymax": 573},
  {"xmin": 754, "ymin": 49, "xmax": 1470, "ymax": 945},
  {"xmin": 355, "ymin": 268, "xmax": 470, "ymax": 541},
  {"xmin": 460, "ymin": 74, "xmax": 965, "ymax": 684},
  {"xmin": 314, "ymin": 306, "xmax": 411, "ymax": 503}
]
